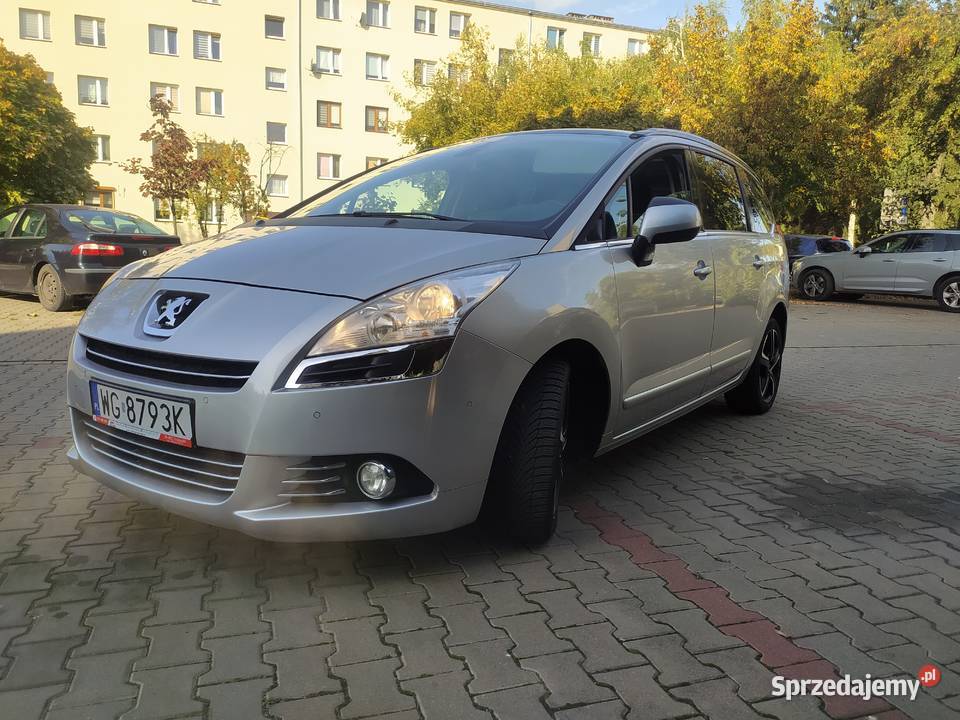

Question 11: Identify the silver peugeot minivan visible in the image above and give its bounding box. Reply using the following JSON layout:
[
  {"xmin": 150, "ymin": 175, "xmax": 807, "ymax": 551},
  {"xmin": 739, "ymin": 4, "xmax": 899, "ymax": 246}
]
[{"xmin": 66, "ymin": 129, "xmax": 788, "ymax": 543}]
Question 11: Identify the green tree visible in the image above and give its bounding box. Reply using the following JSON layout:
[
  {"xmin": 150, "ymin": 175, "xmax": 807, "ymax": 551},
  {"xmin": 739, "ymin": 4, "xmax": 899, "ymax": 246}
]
[
  {"xmin": 0, "ymin": 42, "xmax": 95, "ymax": 206},
  {"xmin": 821, "ymin": 0, "xmax": 914, "ymax": 49},
  {"xmin": 122, "ymin": 96, "xmax": 203, "ymax": 235}
]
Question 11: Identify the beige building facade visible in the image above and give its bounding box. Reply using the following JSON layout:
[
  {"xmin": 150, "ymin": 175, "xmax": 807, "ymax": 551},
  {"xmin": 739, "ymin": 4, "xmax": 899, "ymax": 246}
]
[{"xmin": 4, "ymin": 1, "xmax": 653, "ymax": 241}]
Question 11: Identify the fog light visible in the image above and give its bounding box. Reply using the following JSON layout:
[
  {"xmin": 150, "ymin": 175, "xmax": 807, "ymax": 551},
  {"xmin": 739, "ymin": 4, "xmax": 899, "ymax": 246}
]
[{"xmin": 356, "ymin": 461, "xmax": 396, "ymax": 499}]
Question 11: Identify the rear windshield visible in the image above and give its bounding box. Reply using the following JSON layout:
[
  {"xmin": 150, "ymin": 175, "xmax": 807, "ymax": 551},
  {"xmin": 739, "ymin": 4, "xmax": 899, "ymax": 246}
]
[
  {"xmin": 62, "ymin": 209, "xmax": 166, "ymax": 235},
  {"xmin": 285, "ymin": 133, "xmax": 633, "ymax": 237}
]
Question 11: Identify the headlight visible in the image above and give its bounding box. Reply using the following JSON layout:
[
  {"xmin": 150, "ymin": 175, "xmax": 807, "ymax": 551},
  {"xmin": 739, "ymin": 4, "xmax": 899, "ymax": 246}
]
[
  {"xmin": 306, "ymin": 261, "xmax": 518, "ymax": 356},
  {"xmin": 284, "ymin": 261, "xmax": 518, "ymax": 389}
]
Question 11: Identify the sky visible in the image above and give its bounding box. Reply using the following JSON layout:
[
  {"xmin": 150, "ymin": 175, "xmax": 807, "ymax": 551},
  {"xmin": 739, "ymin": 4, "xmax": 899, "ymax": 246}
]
[{"xmin": 494, "ymin": 0, "xmax": 746, "ymax": 30}]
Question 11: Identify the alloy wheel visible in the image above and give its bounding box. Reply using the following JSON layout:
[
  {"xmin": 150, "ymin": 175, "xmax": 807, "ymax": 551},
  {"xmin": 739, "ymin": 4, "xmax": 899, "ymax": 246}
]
[
  {"xmin": 757, "ymin": 326, "xmax": 782, "ymax": 404},
  {"xmin": 943, "ymin": 281, "xmax": 960, "ymax": 309},
  {"xmin": 803, "ymin": 272, "xmax": 826, "ymax": 299}
]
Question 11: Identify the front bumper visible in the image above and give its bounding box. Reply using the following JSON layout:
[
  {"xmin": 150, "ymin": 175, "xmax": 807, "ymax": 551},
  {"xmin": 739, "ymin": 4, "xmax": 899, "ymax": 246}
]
[{"xmin": 66, "ymin": 280, "xmax": 531, "ymax": 541}]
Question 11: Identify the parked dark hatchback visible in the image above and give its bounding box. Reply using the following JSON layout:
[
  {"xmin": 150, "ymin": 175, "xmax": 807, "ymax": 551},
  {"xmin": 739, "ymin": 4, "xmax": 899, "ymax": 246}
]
[
  {"xmin": 0, "ymin": 204, "xmax": 179, "ymax": 311},
  {"xmin": 784, "ymin": 234, "xmax": 851, "ymax": 270}
]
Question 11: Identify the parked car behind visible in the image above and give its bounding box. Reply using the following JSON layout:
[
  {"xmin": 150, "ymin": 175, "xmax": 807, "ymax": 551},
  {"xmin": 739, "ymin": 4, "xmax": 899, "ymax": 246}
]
[
  {"xmin": 66, "ymin": 129, "xmax": 788, "ymax": 544},
  {"xmin": 793, "ymin": 230, "xmax": 960, "ymax": 312},
  {"xmin": 784, "ymin": 234, "xmax": 851, "ymax": 270},
  {"xmin": 0, "ymin": 204, "xmax": 180, "ymax": 311}
]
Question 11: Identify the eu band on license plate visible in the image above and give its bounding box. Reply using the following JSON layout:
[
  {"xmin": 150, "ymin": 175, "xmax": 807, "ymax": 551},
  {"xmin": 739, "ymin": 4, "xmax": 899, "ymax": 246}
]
[{"xmin": 90, "ymin": 381, "xmax": 194, "ymax": 448}]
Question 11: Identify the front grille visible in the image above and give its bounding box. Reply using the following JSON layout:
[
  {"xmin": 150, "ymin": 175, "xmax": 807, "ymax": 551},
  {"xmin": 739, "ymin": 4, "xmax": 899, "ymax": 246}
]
[
  {"xmin": 84, "ymin": 337, "xmax": 257, "ymax": 390},
  {"xmin": 78, "ymin": 412, "xmax": 244, "ymax": 496}
]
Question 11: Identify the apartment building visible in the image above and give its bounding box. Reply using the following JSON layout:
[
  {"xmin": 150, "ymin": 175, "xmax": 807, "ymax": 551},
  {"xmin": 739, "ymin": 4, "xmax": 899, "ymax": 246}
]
[{"xmin": 4, "ymin": 1, "xmax": 654, "ymax": 240}]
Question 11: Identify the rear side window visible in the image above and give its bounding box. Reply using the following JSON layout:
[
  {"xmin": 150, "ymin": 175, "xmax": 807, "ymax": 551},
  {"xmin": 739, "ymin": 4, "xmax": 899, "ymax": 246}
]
[
  {"xmin": 743, "ymin": 173, "xmax": 775, "ymax": 234},
  {"xmin": 691, "ymin": 153, "xmax": 746, "ymax": 232},
  {"xmin": 907, "ymin": 233, "xmax": 949, "ymax": 253},
  {"xmin": 12, "ymin": 209, "xmax": 47, "ymax": 238}
]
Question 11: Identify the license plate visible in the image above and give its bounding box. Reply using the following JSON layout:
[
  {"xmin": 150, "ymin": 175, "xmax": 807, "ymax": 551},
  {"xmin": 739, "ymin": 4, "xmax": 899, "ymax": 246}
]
[{"xmin": 90, "ymin": 381, "xmax": 194, "ymax": 448}]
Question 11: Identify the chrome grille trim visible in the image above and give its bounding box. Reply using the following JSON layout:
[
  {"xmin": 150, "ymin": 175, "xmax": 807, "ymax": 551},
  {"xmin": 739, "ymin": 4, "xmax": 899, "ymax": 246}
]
[
  {"xmin": 78, "ymin": 413, "xmax": 244, "ymax": 496},
  {"xmin": 86, "ymin": 348, "xmax": 250, "ymax": 381}
]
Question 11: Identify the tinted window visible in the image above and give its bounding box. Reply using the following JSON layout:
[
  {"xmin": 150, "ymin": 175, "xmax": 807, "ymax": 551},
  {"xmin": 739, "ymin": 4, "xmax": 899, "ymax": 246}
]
[
  {"xmin": 744, "ymin": 173, "xmax": 775, "ymax": 234},
  {"xmin": 691, "ymin": 153, "xmax": 746, "ymax": 232},
  {"xmin": 629, "ymin": 150, "xmax": 692, "ymax": 235},
  {"xmin": 0, "ymin": 209, "xmax": 19, "ymax": 235},
  {"xmin": 867, "ymin": 234, "xmax": 911, "ymax": 253},
  {"xmin": 907, "ymin": 233, "xmax": 949, "ymax": 253},
  {"xmin": 12, "ymin": 209, "xmax": 47, "ymax": 238},
  {"xmin": 816, "ymin": 239, "xmax": 849, "ymax": 253},
  {"xmin": 62, "ymin": 210, "xmax": 166, "ymax": 235},
  {"xmin": 291, "ymin": 133, "xmax": 632, "ymax": 234}
]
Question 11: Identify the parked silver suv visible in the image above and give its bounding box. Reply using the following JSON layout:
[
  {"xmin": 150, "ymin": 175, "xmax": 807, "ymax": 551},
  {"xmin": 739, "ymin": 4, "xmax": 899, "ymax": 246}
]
[
  {"xmin": 66, "ymin": 129, "xmax": 788, "ymax": 543},
  {"xmin": 794, "ymin": 230, "xmax": 960, "ymax": 312}
]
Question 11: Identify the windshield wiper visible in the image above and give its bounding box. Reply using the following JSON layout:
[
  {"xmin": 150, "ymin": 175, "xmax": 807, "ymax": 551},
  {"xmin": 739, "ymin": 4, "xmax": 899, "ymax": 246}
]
[{"xmin": 308, "ymin": 211, "xmax": 464, "ymax": 221}]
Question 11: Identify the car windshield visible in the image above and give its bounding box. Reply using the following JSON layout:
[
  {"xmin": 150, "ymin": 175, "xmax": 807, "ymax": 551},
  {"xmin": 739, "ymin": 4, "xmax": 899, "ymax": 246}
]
[
  {"xmin": 287, "ymin": 133, "xmax": 633, "ymax": 234},
  {"xmin": 62, "ymin": 209, "xmax": 167, "ymax": 235}
]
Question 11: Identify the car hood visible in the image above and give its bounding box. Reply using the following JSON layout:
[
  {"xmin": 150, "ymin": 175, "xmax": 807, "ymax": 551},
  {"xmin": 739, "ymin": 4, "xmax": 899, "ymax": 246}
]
[{"xmin": 121, "ymin": 222, "xmax": 546, "ymax": 299}]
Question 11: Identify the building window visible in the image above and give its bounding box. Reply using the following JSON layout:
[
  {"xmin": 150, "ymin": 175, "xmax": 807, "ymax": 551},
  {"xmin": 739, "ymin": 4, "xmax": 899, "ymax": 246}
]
[
  {"xmin": 85, "ymin": 187, "xmax": 115, "ymax": 209},
  {"xmin": 546, "ymin": 26, "xmax": 565, "ymax": 49},
  {"xmin": 75, "ymin": 16, "xmax": 106, "ymax": 47},
  {"xmin": 150, "ymin": 82, "xmax": 180, "ymax": 111},
  {"xmin": 193, "ymin": 31, "xmax": 221, "ymax": 60},
  {"xmin": 627, "ymin": 38, "xmax": 644, "ymax": 55},
  {"xmin": 317, "ymin": 0, "xmax": 340, "ymax": 20},
  {"xmin": 314, "ymin": 47, "xmax": 341, "ymax": 74},
  {"xmin": 413, "ymin": 59, "xmax": 437, "ymax": 86},
  {"xmin": 266, "ymin": 175, "xmax": 288, "ymax": 197},
  {"xmin": 449, "ymin": 12, "xmax": 468, "ymax": 39},
  {"xmin": 202, "ymin": 202, "xmax": 223, "ymax": 224},
  {"xmin": 447, "ymin": 64, "xmax": 466, "ymax": 83},
  {"xmin": 414, "ymin": 7, "xmax": 436, "ymax": 34},
  {"xmin": 149, "ymin": 25, "xmax": 177, "ymax": 55},
  {"xmin": 365, "ymin": 106, "xmax": 388, "ymax": 133},
  {"xmin": 498, "ymin": 48, "xmax": 514, "ymax": 65},
  {"xmin": 583, "ymin": 32, "xmax": 601, "ymax": 57},
  {"xmin": 93, "ymin": 135, "xmax": 110, "ymax": 162},
  {"xmin": 196, "ymin": 87, "xmax": 223, "ymax": 116},
  {"xmin": 44, "ymin": 72, "xmax": 54, "ymax": 84},
  {"xmin": 78, "ymin": 76, "xmax": 108, "ymax": 106},
  {"xmin": 265, "ymin": 67, "xmax": 286, "ymax": 90},
  {"xmin": 366, "ymin": 157, "xmax": 387, "ymax": 170},
  {"xmin": 317, "ymin": 100, "xmax": 342, "ymax": 128},
  {"xmin": 154, "ymin": 198, "xmax": 187, "ymax": 221},
  {"xmin": 317, "ymin": 153, "xmax": 341, "ymax": 179},
  {"xmin": 265, "ymin": 16, "xmax": 284, "ymax": 38},
  {"xmin": 19, "ymin": 9, "xmax": 50, "ymax": 41},
  {"xmin": 267, "ymin": 122, "xmax": 287, "ymax": 144},
  {"xmin": 366, "ymin": 1, "xmax": 389, "ymax": 27},
  {"xmin": 366, "ymin": 53, "xmax": 389, "ymax": 81}
]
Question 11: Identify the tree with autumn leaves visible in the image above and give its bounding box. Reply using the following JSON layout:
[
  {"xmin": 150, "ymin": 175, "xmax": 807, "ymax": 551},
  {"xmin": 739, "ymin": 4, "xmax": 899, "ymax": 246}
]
[
  {"xmin": 123, "ymin": 96, "xmax": 269, "ymax": 237},
  {"xmin": 398, "ymin": 0, "xmax": 958, "ymax": 238}
]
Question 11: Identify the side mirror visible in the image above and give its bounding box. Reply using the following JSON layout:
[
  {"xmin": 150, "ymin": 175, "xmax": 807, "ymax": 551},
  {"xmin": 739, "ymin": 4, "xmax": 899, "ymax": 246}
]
[
  {"xmin": 632, "ymin": 197, "xmax": 703, "ymax": 267},
  {"xmin": 855, "ymin": 245, "xmax": 872, "ymax": 256}
]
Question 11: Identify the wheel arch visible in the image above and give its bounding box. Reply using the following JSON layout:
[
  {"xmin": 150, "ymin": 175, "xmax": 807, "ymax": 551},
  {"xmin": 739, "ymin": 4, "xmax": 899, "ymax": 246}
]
[
  {"xmin": 771, "ymin": 301, "xmax": 788, "ymax": 341},
  {"xmin": 934, "ymin": 271, "xmax": 960, "ymax": 293}
]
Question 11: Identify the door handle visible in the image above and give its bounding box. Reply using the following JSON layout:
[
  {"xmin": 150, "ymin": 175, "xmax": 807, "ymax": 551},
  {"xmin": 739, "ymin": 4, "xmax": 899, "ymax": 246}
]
[
  {"xmin": 752, "ymin": 255, "xmax": 764, "ymax": 269},
  {"xmin": 933, "ymin": 258, "xmax": 948, "ymax": 262},
  {"xmin": 881, "ymin": 259, "xmax": 896, "ymax": 263},
  {"xmin": 693, "ymin": 261, "xmax": 712, "ymax": 279}
]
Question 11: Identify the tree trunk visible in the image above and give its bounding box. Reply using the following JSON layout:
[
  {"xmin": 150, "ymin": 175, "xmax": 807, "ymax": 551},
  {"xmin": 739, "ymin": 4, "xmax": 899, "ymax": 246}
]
[
  {"xmin": 847, "ymin": 200, "xmax": 858, "ymax": 245},
  {"xmin": 170, "ymin": 198, "xmax": 179, "ymax": 235}
]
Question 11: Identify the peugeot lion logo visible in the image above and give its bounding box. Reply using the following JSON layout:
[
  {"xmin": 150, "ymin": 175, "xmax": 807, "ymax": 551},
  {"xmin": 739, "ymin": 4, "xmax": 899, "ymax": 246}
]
[{"xmin": 143, "ymin": 291, "xmax": 209, "ymax": 337}]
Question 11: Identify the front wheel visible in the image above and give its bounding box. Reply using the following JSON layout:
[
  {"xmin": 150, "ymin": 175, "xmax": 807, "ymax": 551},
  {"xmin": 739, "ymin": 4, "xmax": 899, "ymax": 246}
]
[
  {"xmin": 36, "ymin": 265, "xmax": 72, "ymax": 312},
  {"xmin": 935, "ymin": 277, "xmax": 960, "ymax": 313},
  {"xmin": 488, "ymin": 358, "xmax": 570, "ymax": 544},
  {"xmin": 798, "ymin": 268, "xmax": 835, "ymax": 301},
  {"xmin": 725, "ymin": 318, "xmax": 784, "ymax": 415}
]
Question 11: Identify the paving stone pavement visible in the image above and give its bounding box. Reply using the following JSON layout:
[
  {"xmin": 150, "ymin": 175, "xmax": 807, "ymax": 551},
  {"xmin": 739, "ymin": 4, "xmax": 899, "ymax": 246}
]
[{"xmin": 1, "ymin": 291, "xmax": 959, "ymax": 719}]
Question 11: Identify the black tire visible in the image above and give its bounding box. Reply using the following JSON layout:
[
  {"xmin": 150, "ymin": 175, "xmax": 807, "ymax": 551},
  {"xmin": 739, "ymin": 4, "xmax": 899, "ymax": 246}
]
[
  {"xmin": 798, "ymin": 268, "xmax": 835, "ymax": 301},
  {"xmin": 36, "ymin": 265, "xmax": 72, "ymax": 312},
  {"xmin": 935, "ymin": 276, "xmax": 960, "ymax": 313},
  {"xmin": 488, "ymin": 358, "xmax": 570, "ymax": 544},
  {"xmin": 725, "ymin": 318, "xmax": 784, "ymax": 415}
]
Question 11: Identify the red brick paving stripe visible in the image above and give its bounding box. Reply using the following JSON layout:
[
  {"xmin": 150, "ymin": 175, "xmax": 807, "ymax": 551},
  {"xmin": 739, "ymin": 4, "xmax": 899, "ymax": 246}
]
[
  {"xmin": 570, "ymin": 499, "xmax": 895, "ymax": 719},
  {"xmin": 795, "ymin": 403, "xmax": 960, "ymax": 446},
  {"xmin": 778, "ymin": 660, "xmax": 890, "ymax": 719},
  {"xmin": 676, "ymin": 588, "xmax": 765, "ymax": 627},
  {"xmin": 722, "ymin": 619, "xmax": 819, "ymax": 668},
  {"xmin": 644, "ymin": 559, "xmax": 717, "ymax": 593}
]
